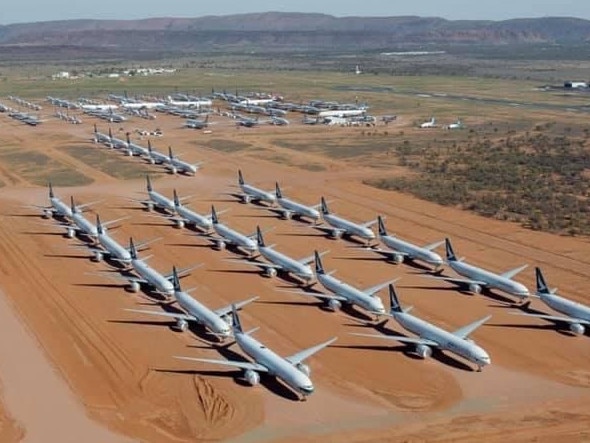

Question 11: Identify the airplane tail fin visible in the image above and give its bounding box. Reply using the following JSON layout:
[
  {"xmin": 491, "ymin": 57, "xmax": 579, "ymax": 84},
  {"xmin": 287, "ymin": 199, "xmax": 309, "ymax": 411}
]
[
  {"xmin": 173, "ymin": 189, "xmax": 181, "ymax": 208},
  {"xmin": 445, "ymin": 238, "xmax": 457, "ymax": 262},
  {"xmin": 377, "ymin": 215, "xmax": 387, "ymax": 236},
  {"xmin": 256, "ymin": 225, "xmax": 265, "ymax": 247},
  {"xmin": 96, "ymin": 214, "xmax": 104, "ymax": 235},
  {"xmin": 172, "ymin": 266, "xmax": 182, "ymax": 292},
  {"xmin": 231, "ymin": 304, "xmax": 243, "ymax": 334},
  {"xmin": 129, "ymin": 237, "xmax": 138, "ymax": 260},
  {"xmin": 146, "ymin": 175, "xmax": 152, "ymax": 192},
  {"xmin": 535, "ymin": 267, "xmax": 550, "ymax": 295},
  {"xmin": 168, "ymin": 145, "xmax": 173, "ymax": 160},
  {"xmin": 48, "ymin": 182, "xmax": 54, "ymax": 199},
  {"xmin": 108, "ymin": 127, "xmax": 113, "ymax": 139},
  {"xmin": 238, "ymin": 169, "xmax": 245, "ymax": 185},
  {"xmin": 147, "ymin": 139, "xmax": 153, "ymax": 153},
  {"xmin": 93, "ymin": 123, "xmax": 97, "ymax": 134},
  {"xmin": 388, "ymin": 284, "xmax": 402, "ymax": 313},
  {"xmin": 211, "ymin": 205, "xmax": 219, "ymax": 224},
  {"xmin": 275, "ymin": 182, "xmax": 282, "ymax": 199},
  {"xmin": 320, "ymin": 196, "xmax": 330, "ymax": 215},
  {"xmin": 314, "ymin": 250, "xmax": 325, "ymax": 275},
  {"xmin": 70, "ymin": 196, "xmax": 76, "ymax": 213}
]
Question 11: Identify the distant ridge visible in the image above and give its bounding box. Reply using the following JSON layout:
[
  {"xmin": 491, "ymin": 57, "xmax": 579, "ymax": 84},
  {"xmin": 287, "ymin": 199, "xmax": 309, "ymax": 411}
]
[{"xmin": 1, "ymin": 13, "xmax": 589, "ymax": 53}]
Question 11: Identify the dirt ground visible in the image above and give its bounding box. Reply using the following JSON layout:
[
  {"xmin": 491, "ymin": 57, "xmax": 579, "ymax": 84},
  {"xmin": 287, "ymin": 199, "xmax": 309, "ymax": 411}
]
[{"xmin": 0, "ymin": 108, "xmax": 589, "ymax": 442}]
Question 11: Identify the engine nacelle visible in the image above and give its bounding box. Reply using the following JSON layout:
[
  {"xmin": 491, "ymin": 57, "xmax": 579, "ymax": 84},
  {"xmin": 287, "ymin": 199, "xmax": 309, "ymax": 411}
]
[
  {"xmin": 42, "ymin": 210, "xmax": 52, "ymax": 219},
  {"xmin": 244, "ymin": 369, "xmax": 260, "ymax": 386},
  {"xmin": 468, "ymin": 283, "xmax": 482, "ymax": 294},
  {"xmin": 145, "ymin": 202, "xmax": 154, "ymax": 212},
  {"xmin": 149, "ymin": 158, "xmax": 156, "ymax": 165},
  {"xmin": 415, "ymin": 344, "xmax": 432, "ymax": 359},
  {"xmin": 170, "ymin": 166, "xmax": 178, "ymax": 175},
  {"xmin": 128, "ymin": 281, "xmax": 141, "ymax": 293},
  {"xmin": 215, "ymin": 240, "xmax": 226, "ymax": 251},
  {"xmin": 264, "ymin": 267, "xmax": 278, "ymax": 278},
  {"xmin": 92, "ymin": 251, "xmax": 103, "ymax": 262},
  {"xmin": 328, "ymin": 299, "xmax": 342, "ymax": 311},
  {"xmin": 392, "ymin": 253, "xmax": 404, "ymax": 264},
  {"xmin": 66, "ymin": 228, "xmax": 75, "ymax": 239},
  {"xmin": 175, "ymin": 219, "xmax": 185, "ymax": 229},
  {"xmin": 330, "ymin": 230, "xmax": 343, "ymax": 239},
  {"xmin": 174, "ymin": 318, "xmax": 189, "ymax": 332},
  {"xmin": 242, "ymin": 195, "xmax": 252, "ymax": 204},
  {"xmin": 569, "ymin": 322, "xmax": 585, "ymax": 335},
  {"xmin": 281, "ymin": 211, "xmax": 293, "ymax": 220},
  {"xmin": 222, "ymin": 315, "xmax": 233, "ymax": 326},
  {"xmin": 296, "ymin": 363, "xmax": 311, "ymax": 377}
]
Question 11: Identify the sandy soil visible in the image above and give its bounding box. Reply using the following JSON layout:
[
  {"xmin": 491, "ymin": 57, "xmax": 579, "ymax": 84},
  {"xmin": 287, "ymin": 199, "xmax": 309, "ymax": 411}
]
[{"xmin": 0, "ymin": 110, "xmax": 589, "ymax": 442}]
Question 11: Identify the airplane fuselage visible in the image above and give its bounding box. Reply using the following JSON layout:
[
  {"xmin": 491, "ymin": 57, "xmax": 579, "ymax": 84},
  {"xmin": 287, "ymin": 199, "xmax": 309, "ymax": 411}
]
[
  {"xmin": 214, "ymin": 224, "xmax": 258, "ymax": 253},
  {"xmin": 176, "ymin": 291, "xmax": 231, "ymax": 337},
  {"xmin": 318, "ymin": 274, "xmax": 385, "ymax": 314},
  {"xmin": 394, "ymin": 312, "xmax": 491, "ymax": 367},
  {"xmin": 277, "ymin": 198, "xmax": 320, "ymax": 221},
  {"xmin": 381, "ymin": 235, "xmax": 443, "ymax": 266},
  {"xmin": 324, "ymin": 214, "xmax": 375, "ymax": 240},
  {"xmin": 176, "ymin": 206, "xmax": 212, "ymax": 231},
  {"xmin": 170, "ymin": 158, "xmax": 197, "ymax": 175},
  {"xmin": 98, "ymin": 233, "xmax": 132, "ymax": 263},
  {"xmin": 72, "ymin": 213, "xmax": 98, "ymax": 237},
  {"xmin": 240, "ymin": 184, "xmax": 276, "ymax": 204},
  {"xmin": 148, "ymin": 191, "xmax": 176, "ymax": 212},
  {"xmin": 260, "ymin": 247, "xmax": 314, "ymax": 281},
  {"xmin": 540, "ymin": 293, "xmax": 590, "ymax": 322},
  {"xmin": 236, "ymin": 333, "xmax": 314, "ymax": 395},
  {"xmin": 51, "ymin": 198, "xmax": 73, "ymax": 218},
  {"xmin": 450, "ymin": 261, "xmax": 529, "ymax": 298},
  {"xmin": 131, "ymin": 259, "xmax": 174, "ymax": 295}
]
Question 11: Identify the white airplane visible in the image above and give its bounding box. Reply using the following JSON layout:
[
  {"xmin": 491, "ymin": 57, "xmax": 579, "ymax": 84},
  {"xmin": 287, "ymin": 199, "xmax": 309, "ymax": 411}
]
[
  {"xmin": 81, "ymin": 103, "xmax": 118, "ymax": 111},
  {"xmin": 124, "ymin": 133, "xmax": 149, "ymax": 157},
  {"xmin": 35, "ymin": 182, "xmax": 75, "ymax": 219},
  {"xmin": 229, "ymin": 226, "xmax": 315, "ymax": 282},
  {"xmin": 146, "ymin": 140, "xmax": 170, "ymax": 165},
  {"xmin": 446, "ymin": 119, "xmax": 463, "ymax": 130},
  {"xmin": 295, "ymin": 251, "xmax": 388, "ymax": 314},
  {"xmin": 273, "ymin": 183, "xmax": 320, "ymax": 222},
  {"xmin": 208, "ymin": 206, "xmax": 258, "ymax": 255},
  {"xmin": 86, "ymin": 214, "xmax": 132, "ymax": 264},
  {"xmin": 351, "ymin": 284, "xmax": 492, "ymax": 371},
  {"xmin": 121, "ymin": 101, "xmax": 163, "ymax": 110},
  {"xmin": 426, "ymin": 238, "xmax": 529, "ymax": 300},
  {"xmin": 92, "ymin": 124, "xmax": 112, "ymax": 146},
  {"xmin": 174, "ymin": 304, "xmax": 337, "ymax": 399},
  {"xmin": 511, "ymin": 267, "xmax": 590, "ymax": 335},
  {"xmin": 318, "ymin": 197, "xmax": 376, "ymax": 243},
  {"xmin": 166, "ymin": 146, "xmax": 200, "ymax": 175},
  {"xmin": 138, "ymin": 176, "xmax": 176, "ymax": 213},
  {"xmin": 185, "ymin": 115, "xmax": 209, "ymax": 129},
  {"xmin": 124, "ymin": 267, "xmax": 258, "ymax": 340},
  {"xmin": 419, "ymin": 117, "xmax": 437, "ymax": 128},
  {"xmin": 157, "ymin": 189, "xmax": 215, "ymax": 231},
  {"xmin": 268, "ymin": 116, "xmax": 290, "ymax": 126},
  {"xmin": 236, "ymin": 170, "xmax": 276, "ymax": 205},
  {"xmin": 61, "ymin": 198, "xmax": 124, "ymax": 240},
  {"xmin": 106, "ymin": 128, "xmax": 128, "ymax": 150},
  {"xmin": 365, "ymin": 216, "xmax": 444, "ymax": 267}
]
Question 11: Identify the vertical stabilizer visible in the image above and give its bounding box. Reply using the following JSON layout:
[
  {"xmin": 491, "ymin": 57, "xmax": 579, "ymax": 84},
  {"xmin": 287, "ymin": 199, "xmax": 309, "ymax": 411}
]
[
  {"xmin": 146, "ymin": 175, "xmax": 152, "ymax": 192},
  {"xmin": 445, "ymin": 238, "xmax": 457, "ymax": 262},
  {"xmin": 96, "ymin": 214, "xmax": 104, "ymax": 235},
  {"xmin": 48, "ymin": 182, "xmax": 54, "ymax": 199},
  {"xmin": 238, "ymin": 169, "xmax": 245, "ymax": 186},
  {"xmin": 320, "ymin": 197, "xmax": 330, "ymax": 215},
  {"xmin": 377, "ymin": 215, "xmax": 387, "ymax": 237},
  {"xmin": 211, "ymin": 205, "xmax": 219, "ymax": 224},
  {"xmin": 168, "ymin": 146, "xmax": 174, "ymax": 160},
  {"xmin": 231, "ymin": 304, "xmax": 243, "ymax": 334},
  {"xmin": 173, "ymin": 189, "xmax": 181, "ymax": 208},
  {"xmin": 172, "ymin": 266, "xmax": 182, "ymax": 292},
  {"xmin": 314, "ymin": 250, "xmax": 325, "ymax": 275},
  {"xmin": 129, "ymin": 237, "xmax": 138, "ymax": 260},
  {"xmin": 389, "ymin": 284, "xmax": 402, "ymax": 313},
  {"xmin": 275, "ymin": 182, "xmax": 283, "ymax": 199},
  {"xmin": 256, "ymin": 226, "xmax": 265, "ymax": 248},
  {"xmin": 535, "ymin": 267, "xmax": 550, "ymax": 295}
]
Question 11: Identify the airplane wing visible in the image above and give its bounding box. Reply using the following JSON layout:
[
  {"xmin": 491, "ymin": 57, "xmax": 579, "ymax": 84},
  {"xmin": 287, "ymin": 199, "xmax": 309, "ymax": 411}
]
[
  {"xmin": 422, "ymin": 240, "xmax": 445, "ymax": 251},
  {"xmin": 123, "ymin": 308, "xmax": 195, "ymax": 322},
  {"xmin": 102, "ymin": 216, "xmax": 131, "ymax": 229},
  {"xmin": 349, "ymin": 332, "xmax": 439, "ymax": 347},
  {"xmin": 132, "ymin": 237, "xmax": 162, "ymax": 252},
  {"xmin": 363, "ymin": 246, "xmax": 408, "ymax": 258},
  {"xmin": 298, "ymin": 250, "xmax": 329, "ymax": 266},
  {"xmin": 214, "ymin": 296, "xmax": 259, "ymax": 318},
  {"xmin": 510, "ymin": 312, "xmax": 590, "ymax": 325},
  {"xmin": 500, "ymin": 264, "xmax": 528, "ymax": 280},
  {"xmin": 363, "ymin": 278, "xmax": 400, "ymax": 296},
  {"xmin": 451, "ymin": 315, "xmax": 492, "ymax": 339},
  {"xmin": 174, "ymin": 356, "xmax": 269, "ymax": 372},
  {"xmin": 423, "ymin": 274, "xmax": 488, "ymax": 287},
  {"xmin": 224, "ymin": 258, "xmax": 282, "ymax": 271},
  {"xmin": 87, "ymin": 271, "xmax": 147, "ymax": 285},
  {"xmin": 285, "ymin": 337, "xmax": 338, "ymax": 365},
  {"xmin": 278, "ymin": 288, "xmax": 348, "ymax": 302},
  {"xmin": 164, "ymin": 263, "xmax": 202, "ymax": 280},
  {"xmin": 76, "ymin": 199, "xmax": 103, "ymax": 211},
  {"xmin": 362, "ymin": 218, "xmax": 379, "ymax": 228},
  {"xmin": 314, "ymin": 225, "xmax": 345, "ymax": 237}
]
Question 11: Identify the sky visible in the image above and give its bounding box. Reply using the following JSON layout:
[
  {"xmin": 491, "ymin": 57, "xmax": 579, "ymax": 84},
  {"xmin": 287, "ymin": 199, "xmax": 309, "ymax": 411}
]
[{"xmin": 2, "ymin": 0, "xmax": 589, "ymax": 25}]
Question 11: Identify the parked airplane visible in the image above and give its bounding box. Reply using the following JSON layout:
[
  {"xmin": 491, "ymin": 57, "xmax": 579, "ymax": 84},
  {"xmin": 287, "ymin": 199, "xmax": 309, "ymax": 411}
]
[
  {"xmin": 146, "ymin": 140, "xmax": 170, "ymax": 164},
  {"xmin": 208, "ymin": 205, "xmax": 258, "ymax": 255},
  {"xmin": 159, "ymin": 189, "xmax": 215, "ymax": 231},
  {"xmin": 107, "ymin": 128, "xmax": 128, "ymax": 149},
  {"xmin": 365, "ymin": 216, "xmax": 444, "ymax": 267},
  {"xmin": 273, "ymin": 182, "xmax": 320, "ymax": 222},
  {"xmin": 124, "ymin": 267, "xmax": 258, "ymax": 339},
  {"xmin": 124, "ymin": 133, "xmax": 149, "ymax": 157},
  {"xmin": 268, "ymin": 116, "xmax": 290, "ymax": 126},
  {"xmin": 174, "ymin": 304, "xmax": 337, "ymax": 399},
  {"xmin": 62, "ymin": 198, "xmax": 125, "ymax": 240},
  {"xmin": 138, "ymin": 176, "xmax": 176, "ymax": 213},
  {"xmin": 419, "ymin": 117, "xmax": 437, "ymax": 128},
  {"xmin": 318, "ymin": 197, "xmax": 376, "ymax": 243},
  {"xmin": 446, "ymin": 119, "xmax": 463, "ymax": 130},
  {"xmin": 229, "ymin": 226, "xmax": 315, "ymax": 282},
  {"xmin": 511, "ymin": 267, "xmax": 590, "ymax": 335},
  {"xmin": 92, "ymin": 124, "xmax": 112, "ymax": 146},
  {"xmin": 351, "ymin": 284, "xmax": 492, "ymax": 371},
  {"xmin": 427, "ymin": 239, "xmax": 529, "ymax": 300},
  {"xmin": 236, "ymin": 115, "xmax": 259, "ymax": 127},
  {"xmin": 185, "ymin": 115, "xmax": 209, "ymax": 129},
  {"xmin": 36, "ymin": 182, "xmax": 74, "ymax": 219},
  {"xmin": 166, "ymin": 146, "xmax": 200, "ymax": 175},
  {"xmin": 236, "ymin": 170, "xmax": 276, "ymax": 205},
  {"xmin": 87, "ymin": 214, "xmax": 132, "ymax": 264},
  {"xmin": 296, "ymin": 251, "xmax": 388, "ymax": 314}
]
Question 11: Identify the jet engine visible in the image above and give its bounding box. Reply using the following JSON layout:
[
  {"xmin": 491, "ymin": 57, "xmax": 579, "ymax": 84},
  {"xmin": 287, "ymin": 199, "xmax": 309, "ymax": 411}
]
[
  {"xmin": 569, "ymin": 323, "xmax": 585, "ymax": 335},
  {"xmin": 127, "ymin": 149, "xmax": 133, "ymax": 157},
  {"xmin": 215, "ymin": 240, "xmax": 226, "ymax": 251},
  {"xmin": 244, "ymin": 369, "xmax": 260, "ymax": 386},
  {"xmin": 468, "ymin": 283, "xmax": 482, "ymax": 294},
  {"xmin": 170, "ymin": 166, "xmax": 177, "ymax": 175},
  {"xmin": 145, "ymin": 202, "xmax": 154, "ymax": 212},
  {"xmin": 242, "ymin": 195, "xmax": 252, "ymax": 204},
  {"xmin": 128, "ymin": 281, "xmax": 141, "ymax": 293},
  {"xmin": 391, "ymin": 253, "xmax": 404, "ymax": 264},
  {"xmin": 415, "ymin": 344, "xmax": 432, "ymax": 359},
  {"xmin": 328, "ymin": 299, "xmax": 342, "ymax": 311},
  {"xmin": 175, "ymin": 219, "xmax": 185, "ymax": 229},
  {"xmin": 296, "ymin": 363, "xmax": 310, "ymax": 377},
  {"xmin": 93, "ymin": 251, "xmax": 103, "ymax": 262},
  {"xmin": 174, "ymin": 318, "xmax": 189, "ymax": 332},
  {"xmin": 281, "ymin": 211, "xmax": 293, "ymax": 220},
  {"xmin": 66, "ymin": 228, "xmax": 75, "ymax": 239},
  {"xmin": 43, "ymin": 210, "xmax": 52, "ymax": 219},
  {"xmin": 149, "ymin": 158, "xmax": 156, "ymax": 165},
  {"xmin": 330, "ymin": 230, "xmax": 343, "ymax": 239},
  {"xmin": 264, "ymin": 267, "xmax": 278, "ymax": 278}
]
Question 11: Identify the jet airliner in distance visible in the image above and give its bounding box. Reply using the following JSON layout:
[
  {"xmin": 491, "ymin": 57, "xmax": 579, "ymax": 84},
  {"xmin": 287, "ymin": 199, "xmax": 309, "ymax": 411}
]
[
  {"xmin": 137, "ymin": 175, "xmax": 176, "ymax": 213},
  {"xmin": 426, "ymin": 238, "xmax": 529, "ymax": 300},
  {"xmin": 511, "ymin": 267, "xmax": 590, "ymax": 335},
  {"xmin": 236, "ymin": 170, "xmax": 276, "ymax": 205},
  {"xmin": 124, "ymin": 267, "xmax": 258, "ymax": 340},
  {"xmin": 351, "ymin": 284, "xmax": 492, "ymax": 371},
  {"xmin": 174, "ymin": 304, "xmax": 337, "ymax": 399},
  {"xmin": 365, "ymin": 216, "xmax": 444, "ymax": 268},
  {"xmin": 317, "ymin": 197, "xmax": 376, "ymax": 243},
  {"xmin": 207, "ymin": 205, "xmax": 258, "ymax": 255},
  {"xmin": 273, "ymin": 182, "xmax": 320, "ymax": 222}
]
